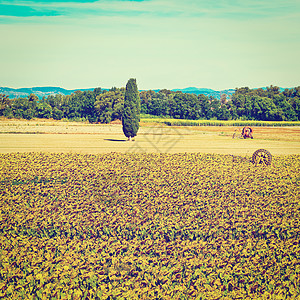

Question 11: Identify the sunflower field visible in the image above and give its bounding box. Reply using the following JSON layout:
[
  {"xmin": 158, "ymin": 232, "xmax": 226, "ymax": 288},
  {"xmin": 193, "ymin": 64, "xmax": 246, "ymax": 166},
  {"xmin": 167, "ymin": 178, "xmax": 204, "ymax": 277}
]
[{"xmin": 0, "ymin": 152, "xmax": 299, "ymax": 299}]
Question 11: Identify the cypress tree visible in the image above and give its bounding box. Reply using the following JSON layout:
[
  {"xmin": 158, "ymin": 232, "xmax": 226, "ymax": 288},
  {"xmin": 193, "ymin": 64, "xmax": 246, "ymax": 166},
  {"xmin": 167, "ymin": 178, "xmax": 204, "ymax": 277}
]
[{"xmin": 122, "ymin": 78, "xmax": 140, "ymax": 140}]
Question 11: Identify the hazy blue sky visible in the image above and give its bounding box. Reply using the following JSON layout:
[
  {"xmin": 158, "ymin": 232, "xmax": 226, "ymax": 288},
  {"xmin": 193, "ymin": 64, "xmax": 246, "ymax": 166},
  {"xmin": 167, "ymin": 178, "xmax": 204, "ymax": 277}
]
[{"xmin": 1, "ymin": 0, "xmax": 299, "ymax": 90}]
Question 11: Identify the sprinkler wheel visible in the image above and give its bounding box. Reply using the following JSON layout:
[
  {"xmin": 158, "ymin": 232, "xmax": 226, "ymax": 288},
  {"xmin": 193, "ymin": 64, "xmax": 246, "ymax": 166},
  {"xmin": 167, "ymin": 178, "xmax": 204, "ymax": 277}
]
[{"xmin": 252, "ymin": 149, "xmax": 272, "ymax": 166}]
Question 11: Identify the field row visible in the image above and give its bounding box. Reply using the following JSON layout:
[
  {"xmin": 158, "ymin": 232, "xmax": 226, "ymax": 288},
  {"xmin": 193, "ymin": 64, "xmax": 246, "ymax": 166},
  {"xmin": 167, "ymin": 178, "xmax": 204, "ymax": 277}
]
[{"xmin": 141, "ymin": 117, "xmax": 300, "ymax": 127}]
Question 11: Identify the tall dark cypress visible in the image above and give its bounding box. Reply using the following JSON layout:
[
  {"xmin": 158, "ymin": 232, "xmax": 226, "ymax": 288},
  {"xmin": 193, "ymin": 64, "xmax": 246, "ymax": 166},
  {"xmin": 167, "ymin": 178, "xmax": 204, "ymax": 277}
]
[{"xmin": 122, "ymin": 78, "xmax": 140, "ymax": 140}]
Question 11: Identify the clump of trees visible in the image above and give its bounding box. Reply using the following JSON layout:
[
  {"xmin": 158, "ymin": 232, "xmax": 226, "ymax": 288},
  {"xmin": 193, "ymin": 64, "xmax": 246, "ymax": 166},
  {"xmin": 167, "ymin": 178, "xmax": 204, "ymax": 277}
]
[
  {"xmin": 0, "ymin": 87, "xmax": 124, "ymax": 123},
  {"xmin": 228, "ymin": 86, "xmax": 300, "ymax": 121},
  {"xmin": 140, "ymin": 86, "xmax": 300, "ymax": 121},
  {"xmin": 140, "ymin": 89, "xmax": 230, "ymax": 120},
  {"xmin": 94, "ymin": 87, "xmax": 124, "ymax": 123},
  {"xmin": 1, "ymin": 85, "xmax": 300, "ymax": 122}
]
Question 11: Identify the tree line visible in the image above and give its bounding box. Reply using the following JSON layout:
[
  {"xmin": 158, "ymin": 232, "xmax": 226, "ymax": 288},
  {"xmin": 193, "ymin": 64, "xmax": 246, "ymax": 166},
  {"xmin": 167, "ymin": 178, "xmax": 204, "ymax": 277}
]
[{"xmin": 1, "ymin": 85, "xmax": 300, "ymax": 122}]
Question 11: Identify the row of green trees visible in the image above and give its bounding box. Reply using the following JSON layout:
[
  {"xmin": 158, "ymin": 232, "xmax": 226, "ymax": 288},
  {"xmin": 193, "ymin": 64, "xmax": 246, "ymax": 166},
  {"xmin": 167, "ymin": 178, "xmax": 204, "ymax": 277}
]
[
  {"xmin": 1, "ymin": 88, "xmax": 105, "ymax": 122},
  {"xmin": 1, "ymin": 85, "xmax": 300, "ymax": 122},
  {"xmin": 140, "ymin": 86, "xmax": 300, "ymax": 121}
]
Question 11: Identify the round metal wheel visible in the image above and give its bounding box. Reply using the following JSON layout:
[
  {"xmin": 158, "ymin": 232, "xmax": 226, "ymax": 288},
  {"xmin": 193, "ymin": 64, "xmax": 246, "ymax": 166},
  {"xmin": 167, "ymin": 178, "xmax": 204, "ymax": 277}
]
[{"xmin": 252, "ymin": 149, "xmax": 272, "ymax": 166}]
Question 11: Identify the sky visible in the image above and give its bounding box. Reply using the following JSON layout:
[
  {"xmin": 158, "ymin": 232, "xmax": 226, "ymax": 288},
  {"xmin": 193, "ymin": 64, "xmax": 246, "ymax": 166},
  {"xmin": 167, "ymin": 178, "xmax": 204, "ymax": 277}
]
[{"xmin": 0, "ymin": 0, "xmax": 300, "ymax": 91}]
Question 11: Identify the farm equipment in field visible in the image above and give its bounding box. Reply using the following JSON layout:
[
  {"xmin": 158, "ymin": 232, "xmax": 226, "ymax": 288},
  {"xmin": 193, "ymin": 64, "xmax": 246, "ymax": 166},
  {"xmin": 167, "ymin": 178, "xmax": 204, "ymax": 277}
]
[
  {"xmin": 232, "ymin": 126, "xmax": 253, "ymax": 139},
  {"xmin": 242, "ymin": 126, "xmax": 253, "ymax": 139},
  {"xmin": 231, "ymin": 126, "xmax": 272, "ymax": 166},
  {"xmin": 231, "ymin": 149, "xmax": 272, "ymax": 166},
  {"xmin": 251, "ymin": 149, "xmax": 272, "ymax": 166}
]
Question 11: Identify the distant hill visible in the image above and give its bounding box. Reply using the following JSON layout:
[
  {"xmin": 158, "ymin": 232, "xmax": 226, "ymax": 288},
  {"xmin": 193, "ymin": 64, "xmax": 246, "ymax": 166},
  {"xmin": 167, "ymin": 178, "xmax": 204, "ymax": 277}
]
[
  {"xmin": 0, "ymin": 86, "xmax": 95, "ymax": 100},
  {"xmin": 0, "ymin": 86, "xmax": 288, "ymax": 100},
  {"xmin": 171, "ymin": 87, "xmax": 236, "ymax": 98}
]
